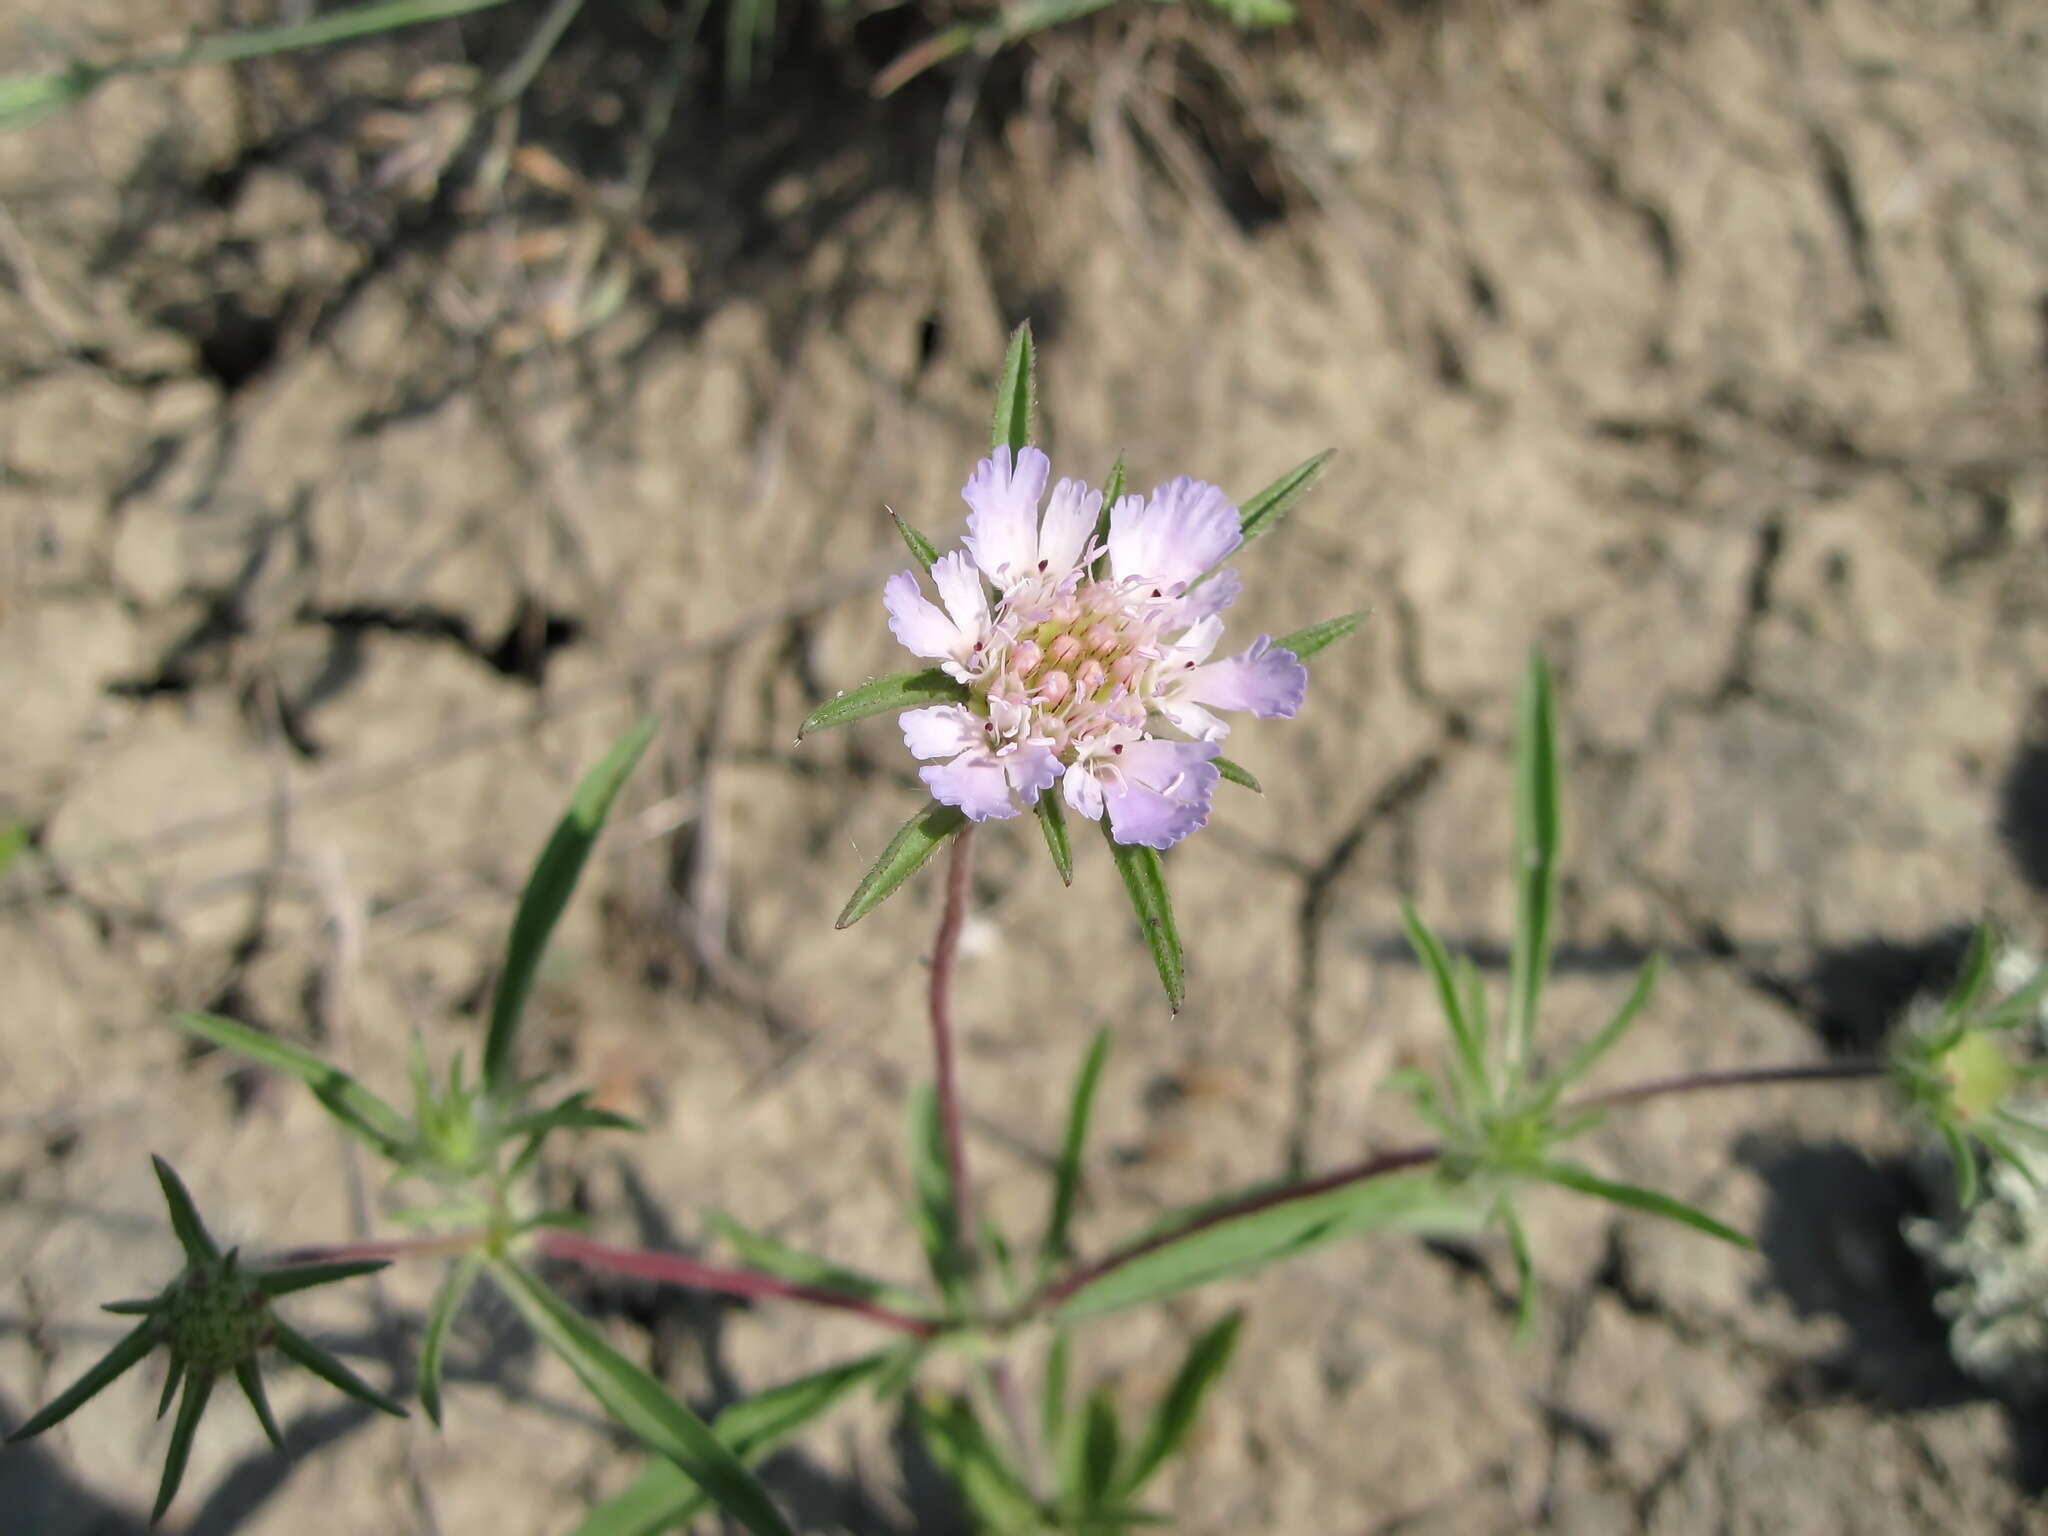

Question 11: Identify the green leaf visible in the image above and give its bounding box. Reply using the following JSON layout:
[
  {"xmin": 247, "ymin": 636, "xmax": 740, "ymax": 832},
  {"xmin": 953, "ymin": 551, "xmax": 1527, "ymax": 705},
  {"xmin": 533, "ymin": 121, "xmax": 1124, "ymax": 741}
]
[
  {"xmin": 0, "ymin": 822, "xmax": 27, "ymax": 879},
  {"xmin": 270, "ymin": 1321, "xmax": 409, "ymax": 1418},
  {"xmin": 1042, "ymin": 1327, "xmax": 1071, "ymax": 1448},
  {"xmin": 1533, "ymin": 1159, "xmax": 1752, "ymax": 1249},
  {"xmin": 1237, "ymin": 449, "xmax": 1333, "ymax": 543},
  {"xmin": 1507, "ymin": 652, "xmax": 1561, "ymax": 1076},
  {"xmin": 990, "ymin": 321, "xmax": 1036, "ymax": 455},
  {"xmin": 101, "ymin": 1297, "xmax": 161, "ymax": 1316},
  {"xmin": 254, "ymin": 1258, "xmax": 391, "ymax": 1298},
  {"xmin": 1076, "ymin": 1388, "xmax": 1123, "ymax": 1510},
  {"xmin": 489, "ymin": 1259, "xmax": 793, "ymax": 1536},
  {"xmin": 1399, "ymin": 903, "xmax": 1486, "ymax": 1103},
  {"xmin": 419, "ymin": 1253, "xmax": 482, "ymax": 1427},
  {"xmin": 1272, "ymin": 611, "xmax": 1365, "ymax": 662},
  {"xmin": 176, "ymin": 1012, "xmax": 410, "ymax": 1159},
  {"xmin": 1092, "ymin": 455, "xmax": 1126, "ymax": 564},
  {"xmin": 570, "ymin": 1353, "xmax": 892, "ymax": 1536},
  {"xmin": 1117, "ymin": 1311, "xmax": 1241, "ymax": 1498},
  {"xmin": 156, "ymin": 1353, "xmax": 185, "ymax": 1421},
  {"xmin": 5, "ymin": 1316, "xmax": 159, "ymax": 1443},
  {"xmin": 1042, "ymin": 1029, "xmax": 1112, "ymax": 1279},
  {"xmin": 1535, "ymin": 955, "xmax": 1662, "ymax": 1109},
  {"xmin": 1946, "ymin": 923, "xmax": 1999, "ymax": 1021},
  {"xmin": 706, "ymin": 1210, "xmax": 916, "ymax": 1308},
  {"xmin": 891, "ymin": 510, "xmax": 941, "ymax": 574},
  {"xmin": 916, "ymin": 1393, "xmax": 1042, "ymax": 1531},
  {"xmin": 1500, "ymin": 1201, "xmax": 1538, "ymax": 1345},
  {"xmin": 484, "ymin": 717, "xmax": 655, "ymax": 1094},
  {"xmin": 1060, "ymin": 1171, "xmax": 1485, "ymax": 1317},
  {"xmin": 1214, "ymin": 757, "xmax": 1262, "ymax": 794},
  {"xmin": 500, "ymin": 1091, "xmax": 642, "ymax": 1142},
  {"xmin": 1940, "ymin": 1119, "xmax": 1979, "ymax": 1208},
  {"xmin": 1036, "ymin": 788, "xmax": 1076, "ymax": 886},
  {"xmin": 835, "ymin": 804, "xmax": 967, "ymax": 929},
  {"xmin": 153, "ymin": 1369, "xmax": 215, "ymax": 1522},
  {"xmin": 797, "ymin": 668, "xmax": 970, "ymax": 740},
  {"xmin": 1103, "ymin": 825, "xmax": 1184, "ymax": 1014},
  {"xmin": 150, "ymin": 1155, "xmax": 219, "ymax": 1266},
  {"xmin": 235, "ymin": 1359, "xmax": 285, "ymax": 1453},
  {"xmin": 907, "ymin": 1084, "xmax": 968, "ymax": 1307}
]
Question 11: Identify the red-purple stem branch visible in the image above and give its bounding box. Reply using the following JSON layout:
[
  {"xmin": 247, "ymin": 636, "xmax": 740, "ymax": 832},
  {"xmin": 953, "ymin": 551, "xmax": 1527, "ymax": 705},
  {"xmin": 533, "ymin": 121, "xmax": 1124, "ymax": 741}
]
[
  {"xmin": 1561, "ymin": 1059, "xmax": 1887, "ymax": 1114},
  {"xmin": 929, "ymin": 826, "xmax": 977, "ymax": 1261},
  {"xmin": 535, "ymin": 1231, "xmax": 940, "ymax": 1338}
]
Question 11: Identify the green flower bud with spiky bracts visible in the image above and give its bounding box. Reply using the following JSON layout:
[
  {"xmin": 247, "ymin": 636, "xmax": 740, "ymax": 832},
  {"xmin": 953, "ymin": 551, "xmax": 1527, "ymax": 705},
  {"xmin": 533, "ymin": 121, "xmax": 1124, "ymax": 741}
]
[{"xmin": 5, "ymin": 1157, "xmax": 404, "ymax": 1524}]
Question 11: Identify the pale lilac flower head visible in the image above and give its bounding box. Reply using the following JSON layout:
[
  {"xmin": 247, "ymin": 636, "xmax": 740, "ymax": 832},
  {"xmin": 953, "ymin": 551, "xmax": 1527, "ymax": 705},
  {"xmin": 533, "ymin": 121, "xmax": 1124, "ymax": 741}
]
[{"xmin": 885, "ymin": 448, "xmax": 1308, "ymax": 849}]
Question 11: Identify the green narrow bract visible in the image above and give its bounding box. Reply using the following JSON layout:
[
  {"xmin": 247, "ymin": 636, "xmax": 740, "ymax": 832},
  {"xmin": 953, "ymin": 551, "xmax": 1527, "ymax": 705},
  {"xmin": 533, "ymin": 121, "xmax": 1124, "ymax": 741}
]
[
  {"xmin": 1533, "ymin": 954, "xmax": 1662, "ymax": 1111},
  {"xmin": 1091, "ymin": 454, "xmax": 1126, "ymax": 570},
  {"xmin": 151, "ymin": 1156, "xmax": 219, "ymax": 1266},
  {"xmin": 484, "ymin": 717, "xmax": 655, "ymax": 1094},
  {"xmin": 235, "ymin": 1358, "xmax": 285, "ymax": 1452},
  {"xmin": 1104, "ymin": 825, "xmax": 1184, "ymax": 1014},
  {"xmin": 1036, "ymin": 788, "xmax": 1075, "ymax": 886},
  {"xmin": 1214, "ymin": 757, "xmax": 1262, "ymax": 794},
  {"xmin": 1274, "ymin": 611, "xmax": 1365, "ymax": 663},
  {"xmin": 1501, "ymin": 1201, "xmax": 1539, "ymax": 1344},
  {"xmin": 891, "ymin": 510, "xmax": 941, "ymax": 574},
  {"xmin": 254, "ymin": 1258, "xmax": 390, "ymax": 1298},
  {"xmin": 1533, "ymin": 1159, "xmax": 1751, "ymax": 1249},
  {"xmin": 1116, "ymin": 1311, "xmax": 1242, "ymax": 1498},
  {"xmin": 1399, "ymin": 902, "xmax": 1485, "ymax": 1100},
  {"xmin": 797, "ymin": 668, "xmax": 968, "ymax": 740},
  {"xmin": 1041, "ymin": 1029, "xmax": 1111, "ymax": 1279},
  {"xmin": 990, "ymin": 321, "xmax": 1036, "ymax": 455},
  {"xmin": 154, "ymin": 1368, "xmax": 216, "ymax": 1522},
  {"xmin": 570, "ymin": 1353, "xmax": 892, "ymax": 1536},
  {"xmin": 419, "ymin": 1253, "xmax": 482, "ymax": 1427},
  {"xmin": 489, "ymin": 1259, "xmax": 795, "ymax": 1536},
  {"xmin": 270, "ymin": 1321, "xmax": 409, "ymax": 1417},
  {"xmin": 1945, "ymin": 924, "xmax": 1999, "ymax": 1021},
  {"xmin": 4, "ymin": 1316, "xmax": 159, "ymax": 1443},
  {"xmin": 500, "ymin": 1090, "xmax": 641, "ymax": 1142},
  {"xmin": 907, "ymin": 1085, "xmax": 968, "ymax": 1306},
  {"xmin": 1507, "ymin": 652, "xmax": 1560, "ymax": 1077},
  {"xmin": 835, "ymin": 804, "xmax": 967, "ymax": 928},
  {"xmin": 1237, "ymin": 449, "xmax": 1333, "ymax": 543}
]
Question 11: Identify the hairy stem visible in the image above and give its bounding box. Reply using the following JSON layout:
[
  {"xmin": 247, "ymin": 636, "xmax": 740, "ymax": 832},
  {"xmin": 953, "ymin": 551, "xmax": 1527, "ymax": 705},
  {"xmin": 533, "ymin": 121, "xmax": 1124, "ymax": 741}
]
[
  {"xmin": 534, "ymin": 1231, "xmax": 940, "ymax": 1338},
  {"xmin": 930, "ymin": 826, "xmax": 977, "ymax": 1267}
]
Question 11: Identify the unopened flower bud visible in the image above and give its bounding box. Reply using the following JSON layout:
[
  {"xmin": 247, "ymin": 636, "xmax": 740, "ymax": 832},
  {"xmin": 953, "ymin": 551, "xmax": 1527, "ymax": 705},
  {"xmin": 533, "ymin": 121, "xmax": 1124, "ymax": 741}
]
[
  {"xmin": 1046, "ymin": 632, "xmax": 1084, "ymax": 667},
  {"xmin": 1037, "ymin": 670, "xmax": 1072, "ymax": 707}
]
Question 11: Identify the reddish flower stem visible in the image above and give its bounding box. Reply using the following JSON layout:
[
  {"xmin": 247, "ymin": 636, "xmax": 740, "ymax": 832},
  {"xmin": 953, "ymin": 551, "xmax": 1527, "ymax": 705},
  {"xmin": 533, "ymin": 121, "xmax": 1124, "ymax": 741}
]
[
  {"xmin": 929, "ymin": 826, "xmax": 977, "ymax": 1263},
  {"xmin": 535, "ymin": 1231, "xmax": 940, "ymax": 1338}
]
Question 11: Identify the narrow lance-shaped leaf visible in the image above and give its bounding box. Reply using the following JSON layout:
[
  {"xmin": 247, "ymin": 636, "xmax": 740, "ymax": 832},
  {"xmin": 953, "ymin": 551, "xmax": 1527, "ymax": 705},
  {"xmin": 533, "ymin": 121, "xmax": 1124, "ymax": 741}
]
[
  {"xmin": 891, "ymin": 510, "xmax": 941, "ymax": 574},
  {"xmin": 1116, "ymin": 1310, "xmax": 1242, "ymax": 1498},
  {"xmin": 419, "ymin": 1253, "xmax": 483, "ymax": 1427},
  {"xmin": 990, "ymin": 321, "xmax": 1035, "ymax": 455},
  {"xmin": 1534, "ymin": 954, "xmax": 1662, "ymax": 1110},
  {"xmin": 1945, "ymin": 923, "xmax": 1999, "ymax": 1021},
  {"xmin": 797, "ymin": 668, "xmax": 969, "ymax": 740},
  {"xmin": 156, "ymin": 1354, "xmax": 185, "ymax": 1421},
  {"xmin": 1035, "ymin": 787, "xmax": 1075, "ymax": 886},
  {"xmin": 5, "ymin": 1316, "xmax": 160, "ymax": 1443},
  {"xmin": 176, "ymin": 1011, "xmax": 409, "ymax": 1158},
  {"xmin": 484, "ymin": 717, "xmax": 656, "ymax": 1093},
  {"xmin": 489, "ymin": 1259, "xmax": 795, "ymax": 1536},
  {"xmin": 1399, "ymin": 902, "xmax": 1486, "ymax": 1103},
  {"xmin": 500, "ymin": 1090, "xmax": 642, "ymax": 1141},
  {"xmin": 254, "ymin": 1258, "xmax": 391, "ymax": 1298},
  {"xmin": 1214, "ymin": 757, "xmax": 1262, "ymax": 794},
  {"xmin": 1500, "ymin": 1200, "xmax": 1538, "ymax": 1345},
  {"xmin": 1090, "ymin": 454, "xmax": 1127, "ymax": 573},
  {"xmin": 1237, "ymin": 449, "xmax": 1333, "ymax": 543},
  {"xmin": 907, "ymin": 1084, "xmax": 968, "ymax": 1306},
  {"xmin": 1103, "ymin": 825, "xmax": 1184, "ymax": 1014},
  {"xmin": 270, "ymin": 1320, "xmax": 409, "ymax": 1418},
  {"xmin": 1940, "ymin": 1119, "xmax": 1980, "ymax": 1209},
  {"xmin": 1273, "ymin": 611, "xmax": 1365, "ymax": 663},
  {"xmin": 570, "ymin": 1353, "xmax": 893, "ymax": 1536},
  {"xmin": 1041, "ymin": 1327, "xmax": 1071, "ymax": 1448},
  {"xmin": 1076, "ymin": 1388, "xmax": 1123, "ymax": 1510},
  {"xmin": 1534, "ymin": 1159, "xmax": 1752, "ymax": 1249},
  {"xmin": 153, "ymin": 1369, "xmax": 215, "ymax": 1522},
  {"xmin": 235, "ymin": 1359, "xmax": 285, "ymax": 1453},
  {"xmin": 706, "ymin": 1210, "xmax": 917, "ymax": 1307},
  {"xmin": 1507, "ymin": 652, "xmax": 1560, "ymax": 1077},
  {"xmin": 836, "ymin": 804, "xmax": 966, "ymax": 929},
  {"xmin": 1983, "ymin": 963, "xmax": 2048, "ymax": 1033},
  {"xmin": 1041, "ymin": 1029, "xmax": 1111, "ymax": 1279},
  {"xmin": 151, "ymin": 1155, "xmax": 218, "ymax": 1266}
]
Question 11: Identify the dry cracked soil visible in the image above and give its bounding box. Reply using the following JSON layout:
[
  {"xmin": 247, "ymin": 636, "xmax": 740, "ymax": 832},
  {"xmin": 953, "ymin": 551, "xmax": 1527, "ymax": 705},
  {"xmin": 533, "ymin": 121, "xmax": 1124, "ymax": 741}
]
[{"xmin": 3, "ymin": 0, "xmax": 2048, "ymax": 1531}]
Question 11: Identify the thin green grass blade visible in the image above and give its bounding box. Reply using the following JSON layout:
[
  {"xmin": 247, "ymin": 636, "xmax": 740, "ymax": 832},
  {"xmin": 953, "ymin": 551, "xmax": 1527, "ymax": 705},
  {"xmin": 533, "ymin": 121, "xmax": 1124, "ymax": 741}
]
[
  {"xmin": 1273, "ymin": 611, "xmax": 1365, "ymax": 662},
  {"xmin": 798, "ymin": 669, "xmax": 969, "ymax": 740},
  {"xmin": 891, "ymin": 511, "xmax": 941, "ymax": 573},
  {"xmin": 1536, "ymin": 954, "xmax": 1663, "ymax": 1109},
  {"xmin": 1399, "ymin": 903, "xmax": 1486, "ymax": 1102},
  {"xmin": 1078, "ymin": 1388, "xmax": 1123, "ymax": 1510},
  {"xmin": 490, "ymin": 1259, "xmax": 794, "ymax": 1536},
  {"xmin": 270, "ymin": 1321, "xmax": 408, "ymax": 1417},
  {"xmin": 1041, "ymin": 1029, "xmax": 1112, "ymax": 1279},
  {"xmin": 175, "ymin": 1012, "xmax": 409, "ymax": 1158},
  {"xmin": 1035, "ymin": 788, "xmax": 1075, "ymax": 886},
  {"xmin": 1237, "ymin": 449, "xmax": 1333, "ymax": 543},
  {"xmin": 235, "ymin": 1360, "xmax": 285, "ymax": 1453},
  {"xmin": 1507, "ymin": 652, "xmax": 1561, "ymax": 1076},
  {"xmin": 5, "ymin": 1317, "xmax": 159, "ymax": 1443},
  {"xmin": 1534, "ymin": 1159, "xmax": 1751, "ymax": 1248},
  {"xmin": 990, "ymin": 322, "xmax": 1036, "ymax": 455},
  {"xmin": 484, "ymin": 717, "xmax": 655, "ymax": 1093},
  {"xmin": 1116, "ymin": 1311, "xmax": 1241, "ymax": 1498},
  {"xmin": 419, "ymin": 1253, "xmax": 483, "ymax": 1427},
  {"xmin": 1214, "ymin": 757, "xmax": 1262, "ymax": 793},
  {"xmin": 153, "ymin": 1370, "xmax": 215, "ymax": 1522},
  {"xmin": 1104, "ymin": 825, "xmax": 1184, "ymax": 1014},
  {"xmin": 835, "ymin": 804, "xmax": 966, "ymax": 929},
  {"xmin": 254, "ymin": 1258, "xmax": 391, "ymax": 1298},
  {"xmin": 570, "ymin": 1353, "xmax": 891, "ymax": 1536},
  {"xmin": 150, "ymin": 1156, "xmax": 219, "ymax": 1266}
]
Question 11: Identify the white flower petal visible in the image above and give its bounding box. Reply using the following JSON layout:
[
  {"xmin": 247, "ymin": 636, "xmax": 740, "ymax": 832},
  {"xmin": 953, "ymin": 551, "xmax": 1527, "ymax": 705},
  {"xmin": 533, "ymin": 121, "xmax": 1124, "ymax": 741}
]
[
  {"xmin": 900, "ymin": 704, "xmax": 983, "ymax": 760},
  {"xmin": 962, "ymin": 446, "xmax": 1050, "ymax": 588}
]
